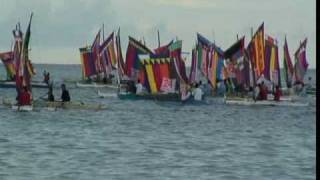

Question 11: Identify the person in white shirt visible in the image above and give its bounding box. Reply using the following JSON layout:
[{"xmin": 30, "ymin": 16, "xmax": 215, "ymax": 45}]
[
  {"xmin": 192, "ymin": 83, "xmax": 204, "ymax": 101},
  {"xmin": 135, "ymin": 79, "xmax": 143, "ymax": 94}
]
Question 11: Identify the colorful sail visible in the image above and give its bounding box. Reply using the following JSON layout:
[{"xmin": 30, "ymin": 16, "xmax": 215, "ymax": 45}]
[
  {"xmin": 80, "ymin": 47, "xmax": 96, "ymax": 78},
  {"xmin": 264, "ymin": 35, "xmax": 281, "ymax": 86},
  {"xmin": 15, "ymin": 13, "xmax": 34, "ymax": 96},
  {"xmin": 0, "ymin": 51, "xmax": 16, "ymax": 80},
  {"xmin": 100, "ymin": 32, "xmax": 115, "ymax": 74},
  {"xmin": 283, "ymin": 37, "xmax": 294, "ymax": 88},
  {"xmin": 115, "ymin": 28, "xmax": 126, "ymax": 79},
  {"xmin": 154, "ymin": 40, "xmax": 173, "ymax": 57},
  {"xmin": 250, "ymin": 23, "xmax": 265, "ymax": 78},
  {"xmin": 139, "ymin": 57, "xmax": 177, "ymax": 94},
  {"xmin": 169, "ymin": 40, "xmax": 188, "ymax": 84},
  {"xmin": 125, "ymin": 36, "xmax": 153, "ymax": 79},
  {"xmin": 294, "ymin": 38, "xmax": 308, "ymax": 84},
  {"xmin": 91, "ymin": 30, "xmax": 101, "ymax": 73},
  {"xmin": 189, "ymin": 48, "xmax": 198, "ymax": 84}
]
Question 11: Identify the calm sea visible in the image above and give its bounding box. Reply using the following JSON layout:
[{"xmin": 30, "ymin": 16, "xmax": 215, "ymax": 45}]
[{"xmin": 0, "ymin": 64, "xmax": 316, "ymax": 179}]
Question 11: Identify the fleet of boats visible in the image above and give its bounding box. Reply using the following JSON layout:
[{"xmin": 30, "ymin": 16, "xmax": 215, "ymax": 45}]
[{"xmin": 0, "ymin": 14, "xmax": 315, "ymax": 111}]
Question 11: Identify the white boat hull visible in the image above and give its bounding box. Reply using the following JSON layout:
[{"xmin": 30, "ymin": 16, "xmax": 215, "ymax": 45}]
[
  {"xmin": 12, "ymin": 105, "xmax": 33, "ymax": 111},
  {"xmin": 76, "ymin": 82, "xmax": 118, "ymax": 89},
  {"xmin": 97, "ymin": 90, "xmax": 118, "ymax": 98},
  {"xmin": 225, "ymin": 98, "xmax": 308, "ymax": 107}
]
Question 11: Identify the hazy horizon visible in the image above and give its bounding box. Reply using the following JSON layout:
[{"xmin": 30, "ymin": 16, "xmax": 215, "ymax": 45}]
[{"xmin": 0, "ymin": 0, "xmax": 316, "ymax": 68}]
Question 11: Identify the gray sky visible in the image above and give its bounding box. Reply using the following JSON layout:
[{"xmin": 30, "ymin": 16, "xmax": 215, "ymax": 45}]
[{"xmin": 0, "ymin": 0, "xmax": 316, "ymax": 68}]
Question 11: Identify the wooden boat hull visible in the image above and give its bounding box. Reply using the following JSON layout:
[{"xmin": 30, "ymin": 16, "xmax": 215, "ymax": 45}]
[{"xmin": 0, "ymin": 81, "xmax": 48, "ymax": 88}]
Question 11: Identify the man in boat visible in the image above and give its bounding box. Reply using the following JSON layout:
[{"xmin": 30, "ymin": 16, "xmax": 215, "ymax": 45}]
[
  {"xmin": 135, "ymin": 79, "xmax": 143, "ymax": 94},
  {"xmin": 192, "ymin": 83, "xmax": 204, "ymax": 101},
  {"xmin": 47, "ymin": 86, "xmax": 55, "ymax": 102},
  {"xmin": 259, "ymin": 81, "xmax": 268, "ymax": 100},
  {"xmin": 217, "ymin": 80, "xmax": 226, "ymax": 96},
  {"xmin": 61, "ymin": 84, "xmax": 70, "ymax": 102},
  {"xmin": 18, "ymin": 86, "xmax": 32, "ymax": 106},
  {"xmin": 254, "ymin": 83, "xmax": 261, "ymax": 100},
  {"xmin": 273, "ymin": 85, "xmax": 282, "ymax": 101},
  {"xmin": 202, "ymin": 80, "xmax": 212, "ymax": 97}
]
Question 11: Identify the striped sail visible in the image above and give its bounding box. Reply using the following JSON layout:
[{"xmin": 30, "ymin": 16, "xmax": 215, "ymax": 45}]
[
  {"xmin": 294, "ymin": 38, "xmax": 308, "ymax": 84},
  {"xmin": 283, "ymin": 37, "xmax": 294, "ymax": 88}
]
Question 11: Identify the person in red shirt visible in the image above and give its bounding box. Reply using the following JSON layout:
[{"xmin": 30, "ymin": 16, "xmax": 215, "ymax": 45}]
[
  {"xmin": 259, "ymin": 81, "xmax": 268, "ymax": 100},
  {"xmin": 18, "ymin": 86, "xmax": 32, "ymax": 106},
  {"xmin": 273, "ymin": 85, "xmax": 282, "ymax": 101}
]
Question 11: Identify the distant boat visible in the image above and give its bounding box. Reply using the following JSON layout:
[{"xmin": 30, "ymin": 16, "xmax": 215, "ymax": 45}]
[{"xmin": 0, "ymin": 17, "xmax": 48, "ymax": 89}]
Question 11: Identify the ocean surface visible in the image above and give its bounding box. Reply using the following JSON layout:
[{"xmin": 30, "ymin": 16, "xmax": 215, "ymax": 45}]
[{"xmin": 0, "ymin": 64, "xmax": 316, "ymax": 179}]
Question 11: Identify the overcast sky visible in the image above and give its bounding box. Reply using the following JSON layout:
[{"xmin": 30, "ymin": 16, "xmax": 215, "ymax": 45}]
[{"xmin": 0, "ymin": 0, "xmax": 316, "ymax": 68}]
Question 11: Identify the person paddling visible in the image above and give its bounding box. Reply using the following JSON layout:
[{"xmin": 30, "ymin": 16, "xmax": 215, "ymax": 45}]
[
  {"xmin": 18, "ymin": 86, "xmax": 32, "ymax": 106},
  {"xmin": 61, "ymin": 84, "xmax": 70, "ymax": 102},
  {"xmin": 47, "ymin": 86, "xmax": 55, "ymax": 102}
]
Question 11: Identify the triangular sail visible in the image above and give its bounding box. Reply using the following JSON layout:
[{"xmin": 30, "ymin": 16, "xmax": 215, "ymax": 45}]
[
  {"xmin": 249, "ymin": 23, "xmax": 265, "ymax": 80},
  {"xmin": 125, "ymin": 36, "xmax": 153, "ymax": 80},
  {"xmin": 15, "ymin": 13, "xmax": 34, "ymax": 99},
  {"xmin": 293, "ymin": 38, "xmax": 308, "ymax": 84},
  {"xmin": 283, "ymin": 36, "xmax": 294, "ymax": 88}
]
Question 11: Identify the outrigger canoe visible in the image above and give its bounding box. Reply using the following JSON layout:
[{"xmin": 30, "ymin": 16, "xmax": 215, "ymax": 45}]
[
  {"xmin": 97, "ymin": 90, "xmax": 118, "ymax": 98},
  {"xmin": 117, "ymin": 92, "xmax": 180, "ymax": 101},
  {"xmin": 76, "ymin": 82, "xmax": 118, "ymax": 89},
  {"xmin": 224, "ymin": 96, "xmax": 308, "ymax": 107},
  {"xmin": 2, "ymin": 99, "xmax": 106, "ymax": 111},
  {"xmin": 0, "ymin": 80, "xmax": 48, "ymax": 88}
]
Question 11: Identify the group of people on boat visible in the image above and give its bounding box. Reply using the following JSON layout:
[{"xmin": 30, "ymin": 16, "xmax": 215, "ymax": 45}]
[{"xmin": 16, "ymin": 83, "xmax": 71, "ymax": 106}]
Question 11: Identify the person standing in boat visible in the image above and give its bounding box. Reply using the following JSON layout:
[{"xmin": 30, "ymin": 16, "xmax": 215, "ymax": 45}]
[
  {"xmin": 192, "ymin": 83, "xmax": 204, "ymax": 101},
  {"xmin": 47, "ymin": 85, "xmax": 55, "ymax": 102},
  {"xmin": 18, "ymin": 86, "xmax": 32, "ymax": 106},
  {"xmin": 135, "ymin": 79, "xmax": 143, "ymax": 94},
  {"xmin": 259, "ymin": 81, "xmax": 268, "ymax": 100},
  {"xmin": 254, "ymin": 83, "xmax": 261, "ymax": 100},
  {"xmin": 60, "ymin": 84, "xmax": 70, "ymax": 102},
  {"xmin": 273, "ymin": 85, "xmax": 282, "ymax": 101}
]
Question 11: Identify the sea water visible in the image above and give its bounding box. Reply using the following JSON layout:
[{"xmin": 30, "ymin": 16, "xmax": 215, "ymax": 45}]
[{"xmin": 0, "ymin": 64, "xmax": 316, "ymax": 179}]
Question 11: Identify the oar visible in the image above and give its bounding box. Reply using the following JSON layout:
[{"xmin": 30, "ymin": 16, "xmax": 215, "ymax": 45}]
[{"xmin": 33, "ymin": 93, "xmax": 48, "ymax": 103}]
